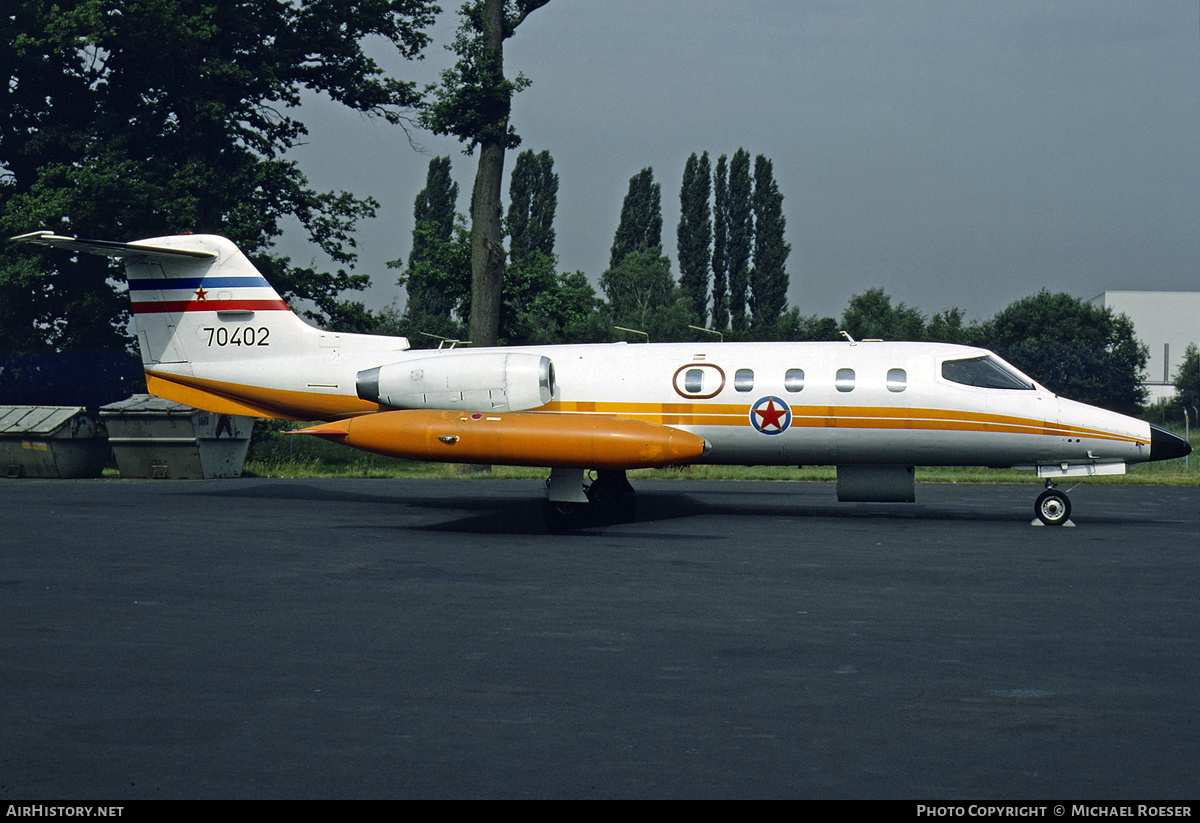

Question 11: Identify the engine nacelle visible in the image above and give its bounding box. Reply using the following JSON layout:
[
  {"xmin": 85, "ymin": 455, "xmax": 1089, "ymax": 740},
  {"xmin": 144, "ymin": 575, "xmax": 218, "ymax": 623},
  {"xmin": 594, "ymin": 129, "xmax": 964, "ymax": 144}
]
[{"xmin": 357, "ymin": 352, "xmax": 555, "ymax": 411}]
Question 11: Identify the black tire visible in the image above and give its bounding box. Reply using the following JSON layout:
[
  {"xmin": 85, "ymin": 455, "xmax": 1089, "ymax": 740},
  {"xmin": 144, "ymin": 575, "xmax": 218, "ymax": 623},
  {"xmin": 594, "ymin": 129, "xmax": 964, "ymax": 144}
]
[
  {"xmin": 1034, "ymin": 488, "xmax": 1071, "ymax": 526},
  {"xmin": 543, "ymin": 499, "xmax": 587, "ymax": 533},
  {"xmin": 585, "ymin": 470, "xmax": 637, "ymax": 524}
]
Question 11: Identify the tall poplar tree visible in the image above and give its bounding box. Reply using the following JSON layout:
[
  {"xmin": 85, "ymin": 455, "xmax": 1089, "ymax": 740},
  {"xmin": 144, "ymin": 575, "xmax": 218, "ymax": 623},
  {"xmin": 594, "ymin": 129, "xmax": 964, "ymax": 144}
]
[
  {"xmin": 502, "ymin": 147, "xmax": 573, "ymax": 345},
  {"xmin": 726, "ymin": 149, "xmax": 753, "ymax": 335},
  {"xmin": 610, "ymin": 167, "xmax": 663, "ymax": 268},
  {"xmin": 505, "ymin": 148, "xmax": 557, "ymax": 264},
  {"xmin": 421, "ymin": 0, "xmax": 551, "ymax": 347},
  {"xmin": 390, "ymin": 155, "xmax": 469, "ymax": 338},
  {"xmin": 749, "ymin": 154, "xmax": 790, "ymax": 337},
  {"xmin": 677, "ymin": 152, "xmax": 712, "ymax": 327},
  {"xmin": 710, "ymin": 154, "xmax": 730, "ymax": 332}
]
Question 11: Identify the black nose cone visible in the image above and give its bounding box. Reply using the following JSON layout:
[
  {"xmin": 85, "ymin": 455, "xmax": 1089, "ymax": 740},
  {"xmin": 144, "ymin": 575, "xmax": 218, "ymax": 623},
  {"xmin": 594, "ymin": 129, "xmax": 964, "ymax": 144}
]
[{"xmin": 1149, "ymin": 425, "xmax": 1192, "ymax": 462}]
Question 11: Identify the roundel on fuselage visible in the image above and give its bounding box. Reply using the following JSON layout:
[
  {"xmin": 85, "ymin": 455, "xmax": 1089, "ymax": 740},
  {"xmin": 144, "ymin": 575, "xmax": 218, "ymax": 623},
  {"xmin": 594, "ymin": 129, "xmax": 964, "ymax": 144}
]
[{"xmin": 672, "ymin": 363, "xmax": 726, "ymax": 399}]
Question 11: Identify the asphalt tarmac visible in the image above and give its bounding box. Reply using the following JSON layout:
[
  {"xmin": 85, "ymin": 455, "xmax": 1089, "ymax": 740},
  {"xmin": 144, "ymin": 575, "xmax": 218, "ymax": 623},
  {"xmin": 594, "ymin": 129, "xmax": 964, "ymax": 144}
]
[{"xmin": 2, "ymin": 477, "xmax": 1197, "ymax": 799}]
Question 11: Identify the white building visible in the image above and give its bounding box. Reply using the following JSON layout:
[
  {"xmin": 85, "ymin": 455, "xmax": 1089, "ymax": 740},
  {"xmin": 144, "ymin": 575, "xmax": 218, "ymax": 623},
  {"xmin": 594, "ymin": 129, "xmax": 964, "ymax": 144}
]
[{"xmin": 1089, "ymin": 291, "xmax": 1200, "ymax": 403}]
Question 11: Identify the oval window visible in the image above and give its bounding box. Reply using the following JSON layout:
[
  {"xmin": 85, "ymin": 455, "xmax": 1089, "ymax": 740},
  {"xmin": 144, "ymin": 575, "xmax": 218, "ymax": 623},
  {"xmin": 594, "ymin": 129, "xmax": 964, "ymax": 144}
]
[
  {"xmin": 835, "ymin": 368, "xmax": 855, "ymax": 393},
  {"xmin": 672, "ymin": 363, "xmax": 726, "ymax": 399},
  {"xmin": 734, "ymin": 368, "xmax": 754, "ymax": 392},
  {"xmin": 784, "ymin": 368, "xmax": 804, "ymax": 392},
  {"xmin": 887, "ymin": 368, "xmax": 907, "ymax": 393}
]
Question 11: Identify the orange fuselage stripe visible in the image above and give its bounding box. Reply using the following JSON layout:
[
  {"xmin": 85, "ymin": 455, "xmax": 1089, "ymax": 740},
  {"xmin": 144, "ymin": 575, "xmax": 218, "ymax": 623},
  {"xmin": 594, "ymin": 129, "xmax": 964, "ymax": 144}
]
[
  {"xmin": 540, "ymin": 401, "xmax": 1146, "ymax": 446},
  {"xmin": 145, "ymin": 372, "xmax": 1147, "ymax": 447}
]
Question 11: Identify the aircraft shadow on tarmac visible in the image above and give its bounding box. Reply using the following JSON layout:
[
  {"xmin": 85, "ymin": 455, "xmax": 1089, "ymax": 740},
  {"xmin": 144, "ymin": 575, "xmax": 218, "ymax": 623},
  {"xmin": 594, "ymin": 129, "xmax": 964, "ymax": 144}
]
[
  {"xmin": 368, "ymin": 488, "xmax": 1103, "ymax": 536},
  {"xmin": 193, "ymin": 480, "xmax": 1153, "ymax": 536},
  {"xmin": 415, "ymin": 492, "xmax": 1029, "ymax": 536}
]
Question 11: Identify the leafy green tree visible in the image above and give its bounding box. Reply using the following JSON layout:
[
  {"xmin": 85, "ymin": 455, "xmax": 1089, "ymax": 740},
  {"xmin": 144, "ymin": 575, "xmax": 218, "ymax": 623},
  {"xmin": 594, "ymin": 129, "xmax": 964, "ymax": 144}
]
[
  {"xmin": 710, "ymin": 154, "xmax": 729, "ymax": 331},
  {"xmin": 386, "ymin": 217, "xmax": 472, "ymax": 344},
  {"xmin": 770, "ymin": 309, "xmax": 838, "ymax": 342},
  {"xmin": 506, "ymin": 148, "xmax": 557, "ymax": 263},
  {"xmin": 387, "ymin": 156, "xmax": 470, "ymax": 344},
  {"xmin": 977, "ymin": 290, "xmax": 1148, "ymax": 415},
  {"xmin": 600, "ymin": 247, "xmax": 688, "ymax": 341},
  {"xmin": 501, "ymin": 254, "xmax": 602, "ymax": 345},
  {"xmin": 0, "ymin": 0, "xmax": 439, "ymax": 350},
  {"xmin": 421, "ymin": 0, "xmax": 551, "ymax": 347},
  {"xmin": 499, "ymin": 147, "xmax": 600, "ymax": 344},
  {"xmin": 749, "ymin": 154, "xmax": 789, "ymax": 338},
  {"xmin": 1172, "ymin": 342, "xmax": 1200, "ymax": 412},
  {"xmin": 610, "ymin": 167, "xmax": 663, "ymax": 268},
  {"xmin": 925, "ymin": 307, "xmax": 971, "ymax": 344},
  {"xmin": 841, "ymin": 288, "xmax": 927, "ymax": 342},
  {"xmin": 726, "ymin": 149, "xmax": 752, "ymax": 334},
  {"xmin": 411, "ymin": 156, "xmax": 460, "ymax": 256},
  {"xmin": 677, "ymin": 151, "xmax": 711, "ymax": 327}
]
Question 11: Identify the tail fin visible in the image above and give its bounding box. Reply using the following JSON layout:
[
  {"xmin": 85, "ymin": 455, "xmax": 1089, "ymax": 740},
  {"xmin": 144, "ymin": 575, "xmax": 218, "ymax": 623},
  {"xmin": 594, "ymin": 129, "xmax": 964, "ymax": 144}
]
[
  {"xmin": 124, "ymin": 234, "xmax": 296, "ymax": 365},
  {"xmin": 12, "ymin": 232, "xmax": 401, "ymax": 419},
  {"xmin": 13, "ymin": 231, "xmax": 313, "ymax": 365}
]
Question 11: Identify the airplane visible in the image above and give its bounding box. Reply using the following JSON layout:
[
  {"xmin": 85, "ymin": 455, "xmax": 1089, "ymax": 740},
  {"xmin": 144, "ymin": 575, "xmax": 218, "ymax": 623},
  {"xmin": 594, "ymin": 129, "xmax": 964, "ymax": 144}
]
[{"xmin": 13, "ymin": 230, "xmax": 1192, "ymax": 528}]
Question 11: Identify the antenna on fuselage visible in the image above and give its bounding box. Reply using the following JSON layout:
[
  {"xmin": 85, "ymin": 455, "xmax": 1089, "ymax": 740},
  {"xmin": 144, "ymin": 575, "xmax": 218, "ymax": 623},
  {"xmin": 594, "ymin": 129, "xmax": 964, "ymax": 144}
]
[
  {"xmin": 688, "ymin": 325, "xmax": 724, "ymax": 343},
  {"xmin": 419, "ymin": 332, "xmax": 471, "ymax": 349},
  {"xmin": 840, "ymin": 330, "xmax": 857, "ymax": 345},
  {"xmin": 614, "ymin": 326, "xmax": 649, "ymax": 343}
]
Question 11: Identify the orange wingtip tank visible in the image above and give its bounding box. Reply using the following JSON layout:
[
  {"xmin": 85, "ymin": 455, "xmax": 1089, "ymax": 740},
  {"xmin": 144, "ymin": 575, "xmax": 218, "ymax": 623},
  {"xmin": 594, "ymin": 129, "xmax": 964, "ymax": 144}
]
[{"xmin": 293, "ymin": 409, "xmax": 709, "ymax": 470}]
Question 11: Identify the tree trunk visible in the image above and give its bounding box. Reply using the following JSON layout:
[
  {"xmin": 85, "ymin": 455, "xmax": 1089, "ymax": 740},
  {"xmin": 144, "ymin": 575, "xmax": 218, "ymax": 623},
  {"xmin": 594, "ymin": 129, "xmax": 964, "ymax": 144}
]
[
  {"xmin": 469, "ymin": 137, "xmax": 506, "ymax": 348},
  {"xmin": 467, "ymin": 0, "xmax": 508, "ymax": 348}
]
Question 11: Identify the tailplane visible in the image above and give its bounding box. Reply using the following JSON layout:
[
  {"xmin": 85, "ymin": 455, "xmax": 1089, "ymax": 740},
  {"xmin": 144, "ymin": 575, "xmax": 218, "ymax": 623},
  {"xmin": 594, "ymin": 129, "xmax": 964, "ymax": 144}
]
[
  {"xmin": 12, "ymin": 232, "xmax": 407, "ymax": 419},
  {"xmin": 13, "ymin": 231, "xmax": 316, "ymax": 366}
]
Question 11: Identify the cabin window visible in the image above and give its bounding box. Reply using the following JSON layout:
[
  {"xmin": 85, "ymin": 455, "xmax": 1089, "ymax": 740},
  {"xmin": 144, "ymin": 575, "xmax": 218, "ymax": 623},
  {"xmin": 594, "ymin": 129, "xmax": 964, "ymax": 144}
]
[
  {"xmin": 836, "ymin": 368, "xmax": 855, "ymax": 392},
  {"xmin": 887, "ymin": 368, "xmax": 907, "ymax": 393},
  {"xmin": 784, "ymin": 368, "xmax": 805, "ymax": 392},
  {"xmin": 734, "ymin": 368, "xmax": 754, "ymax": 392},
  {"xmin": 941, "ymin": 356, "xmax": 1034, "ymax": 390},
  {"xmin": 672, "ymin": 363, "xmax": 726, "ymax": 399}
]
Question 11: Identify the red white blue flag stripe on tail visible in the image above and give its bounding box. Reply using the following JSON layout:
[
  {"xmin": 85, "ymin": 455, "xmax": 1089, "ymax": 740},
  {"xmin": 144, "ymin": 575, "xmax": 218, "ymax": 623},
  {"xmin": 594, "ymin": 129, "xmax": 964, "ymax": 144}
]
[{"xmin": 127, "ymin": 273, "xmax": 289, "ymax": 314}]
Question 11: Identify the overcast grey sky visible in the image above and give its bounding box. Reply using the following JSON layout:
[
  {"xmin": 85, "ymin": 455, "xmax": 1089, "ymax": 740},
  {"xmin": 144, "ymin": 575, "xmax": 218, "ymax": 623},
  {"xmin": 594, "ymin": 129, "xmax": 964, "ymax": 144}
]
[{"xmin": 289, "ymin": 0, "xmax": 1199, "ymax": 326}]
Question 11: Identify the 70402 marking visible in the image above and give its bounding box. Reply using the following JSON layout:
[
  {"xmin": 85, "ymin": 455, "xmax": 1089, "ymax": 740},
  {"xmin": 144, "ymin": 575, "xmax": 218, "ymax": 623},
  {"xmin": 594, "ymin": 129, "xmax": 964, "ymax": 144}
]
[{"xmin": 203, "ymin": 326, "xmax": 270, "ymax": 346}]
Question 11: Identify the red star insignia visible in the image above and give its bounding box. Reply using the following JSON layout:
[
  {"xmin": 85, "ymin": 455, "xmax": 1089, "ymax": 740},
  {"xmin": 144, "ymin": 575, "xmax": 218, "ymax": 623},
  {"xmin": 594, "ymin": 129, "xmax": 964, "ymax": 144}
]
[
  {"xmin": 194, "ymin": 287, "xmax": 208, "ymax": 301},
  {"xmin": 755, "ymin": 398, "xmax": 787, "ymax": 430}
]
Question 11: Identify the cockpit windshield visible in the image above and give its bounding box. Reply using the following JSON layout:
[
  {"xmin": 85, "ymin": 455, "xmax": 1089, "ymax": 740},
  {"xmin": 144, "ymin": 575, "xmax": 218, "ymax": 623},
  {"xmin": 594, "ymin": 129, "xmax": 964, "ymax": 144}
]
[{"xmin": 941, "ymin": 355, "xmax": 1035, "ymax": 390}]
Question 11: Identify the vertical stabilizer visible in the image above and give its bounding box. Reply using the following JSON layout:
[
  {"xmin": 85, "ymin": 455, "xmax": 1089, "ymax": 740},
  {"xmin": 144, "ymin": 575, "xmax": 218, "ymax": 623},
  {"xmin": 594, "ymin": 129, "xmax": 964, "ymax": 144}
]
[
  {"xmin": 12, "ymin": 232, "xmax": 320, "ymax": 368},
  {"xmin": 14, "ymin": 231, "xmax": 413, "ymax": 420}
]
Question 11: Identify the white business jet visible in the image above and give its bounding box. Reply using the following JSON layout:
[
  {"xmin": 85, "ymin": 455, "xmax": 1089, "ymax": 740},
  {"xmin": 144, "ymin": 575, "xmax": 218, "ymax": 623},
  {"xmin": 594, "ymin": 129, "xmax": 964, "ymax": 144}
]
[{"xmin": 14, "ymin": 231, "xmax": 1190, "ymax": 528}]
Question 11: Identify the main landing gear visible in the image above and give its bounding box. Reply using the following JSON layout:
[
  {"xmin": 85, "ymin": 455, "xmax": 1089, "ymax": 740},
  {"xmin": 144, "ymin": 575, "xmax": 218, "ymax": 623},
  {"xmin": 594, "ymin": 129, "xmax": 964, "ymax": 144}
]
[
  {"xmin": 543, "ymin": 468, "xmax": 636, "ymax": 531},
  {"xmin": 1033, "ymin": 481, "xmax": 1072, "ymax": 526}
]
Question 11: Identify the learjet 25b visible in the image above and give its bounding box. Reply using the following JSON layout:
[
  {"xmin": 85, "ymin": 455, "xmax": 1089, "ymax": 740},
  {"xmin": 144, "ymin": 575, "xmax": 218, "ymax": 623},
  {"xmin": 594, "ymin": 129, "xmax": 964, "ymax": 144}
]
[{"xmin": 15, "ymin": 231, "xmax": 1191, "ymax": 527}]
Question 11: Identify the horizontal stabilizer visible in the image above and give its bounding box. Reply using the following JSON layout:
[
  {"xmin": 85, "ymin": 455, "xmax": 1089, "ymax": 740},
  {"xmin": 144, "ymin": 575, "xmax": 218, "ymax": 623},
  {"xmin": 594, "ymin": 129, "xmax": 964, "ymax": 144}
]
[{"xmin": 11, "ymin": 231, "xmax": 218, "ymax": 261}]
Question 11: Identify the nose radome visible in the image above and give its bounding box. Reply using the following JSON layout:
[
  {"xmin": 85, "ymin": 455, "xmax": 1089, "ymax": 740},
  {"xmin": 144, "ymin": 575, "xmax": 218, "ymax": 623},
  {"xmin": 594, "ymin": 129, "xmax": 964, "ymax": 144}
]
[{"xmin": 1149, "ymin": 424, "xmax": 1191, "ymax": 462}]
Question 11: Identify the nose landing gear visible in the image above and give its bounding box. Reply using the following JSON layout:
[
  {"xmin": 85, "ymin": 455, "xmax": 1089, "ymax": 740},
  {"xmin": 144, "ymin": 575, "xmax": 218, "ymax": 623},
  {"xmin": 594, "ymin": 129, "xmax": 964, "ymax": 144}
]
[{"xmin": 1034, "ymin": 482, "xmax": 1072, "ymax": 526}]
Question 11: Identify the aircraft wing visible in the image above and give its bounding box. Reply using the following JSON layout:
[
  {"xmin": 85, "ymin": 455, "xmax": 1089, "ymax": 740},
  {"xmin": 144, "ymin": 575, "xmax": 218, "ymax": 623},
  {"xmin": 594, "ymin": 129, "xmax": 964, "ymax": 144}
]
[{"xmin": 11, "ymin": 231, "xmax": 218, "ymax": 261}]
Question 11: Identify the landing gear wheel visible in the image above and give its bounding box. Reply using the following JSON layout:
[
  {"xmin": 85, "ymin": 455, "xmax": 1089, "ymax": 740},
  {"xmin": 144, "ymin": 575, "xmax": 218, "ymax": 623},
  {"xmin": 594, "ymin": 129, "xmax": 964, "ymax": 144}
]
[
  {"xmin": 585, "ymin": 470, "xmax": 637, "ymax": 524},
  {"xmin": 543, "ymin": 499, "xmax": 587, "ymax": 533},
  {"xmin": 1034, "ymin": 488, "xmax": 1071, "ymax": 526}
]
